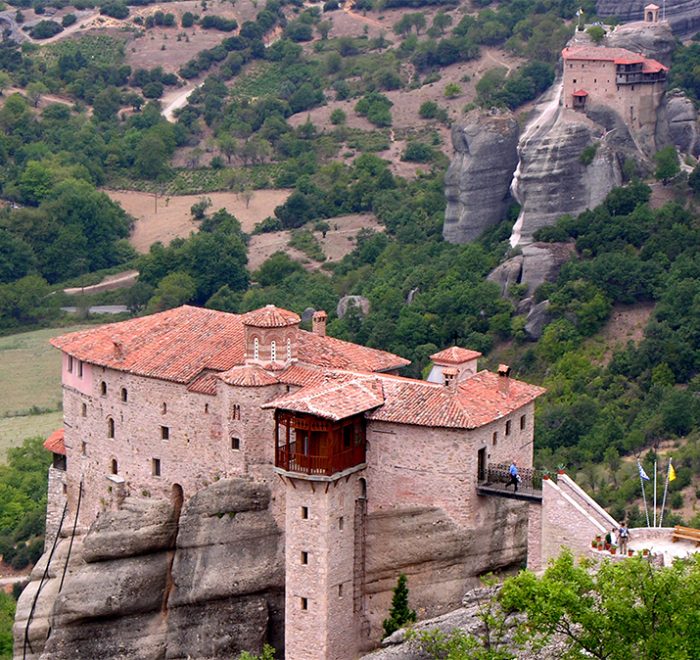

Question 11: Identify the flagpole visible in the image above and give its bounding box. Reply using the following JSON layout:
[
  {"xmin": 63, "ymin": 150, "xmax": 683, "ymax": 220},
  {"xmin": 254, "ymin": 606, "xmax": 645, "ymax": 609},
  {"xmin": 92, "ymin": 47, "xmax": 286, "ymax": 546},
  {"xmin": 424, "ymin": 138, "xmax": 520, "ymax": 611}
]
[
  {"xmin": 639, "ymin": 461, "xmax": 650, "ymax": 527},
  {"xmin": 660, "ymin": 459, "xmax": 672, "ymax": 528},
  {"xmin": 653, "ymin": 459, "xmax": 657, "ymax": 527}
]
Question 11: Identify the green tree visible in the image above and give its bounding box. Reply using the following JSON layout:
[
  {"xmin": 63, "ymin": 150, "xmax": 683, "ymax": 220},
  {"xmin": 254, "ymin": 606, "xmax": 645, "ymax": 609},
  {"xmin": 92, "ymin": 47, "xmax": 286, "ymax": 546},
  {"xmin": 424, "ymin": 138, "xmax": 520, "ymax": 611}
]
[
  {"xmin": 654, "ymin": 146, "xmax": 680, "ymax": 184},
  {"xmin": 147, "ymin": 272, "xmax": 197, "ymax": 312},
  {"xmin": 586, "ymin": 25, "xmax": 605, "ymax": 43},
  {"xmin": 383, "ymin": 573, "xmax": 417, "ymax": 638},
  {"xmin": 26, "ymin": 81, "xmax": 48, "ymax": 108},
  {"xmin": 500, "ymin": 550, "xmax": 700, "ymax": 659},
  {"xmin": 135, "ymin": 134, "xmax": 170, "ymax": 180}
]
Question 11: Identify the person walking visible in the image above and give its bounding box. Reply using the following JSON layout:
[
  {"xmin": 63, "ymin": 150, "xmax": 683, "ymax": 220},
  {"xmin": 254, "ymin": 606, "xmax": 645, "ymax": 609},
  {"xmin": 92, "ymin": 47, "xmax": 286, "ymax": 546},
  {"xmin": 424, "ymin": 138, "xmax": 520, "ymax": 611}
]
[{"xmin": 508, "ymin": 460, "xmax": 520, "ymax": 493}]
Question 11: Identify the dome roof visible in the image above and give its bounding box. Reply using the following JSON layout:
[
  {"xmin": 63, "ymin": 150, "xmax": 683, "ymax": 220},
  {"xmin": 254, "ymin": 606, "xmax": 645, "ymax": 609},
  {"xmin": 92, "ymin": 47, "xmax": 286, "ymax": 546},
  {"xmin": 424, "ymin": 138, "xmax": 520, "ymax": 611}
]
[{"xmin": 240, "ymin": 305, "xmax": 301, "ymax": 328}]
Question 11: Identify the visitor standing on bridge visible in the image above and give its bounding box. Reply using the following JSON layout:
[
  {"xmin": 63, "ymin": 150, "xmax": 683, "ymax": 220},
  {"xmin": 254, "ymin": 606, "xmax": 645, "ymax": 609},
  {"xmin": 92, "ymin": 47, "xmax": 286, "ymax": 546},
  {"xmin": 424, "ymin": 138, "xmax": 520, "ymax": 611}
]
[{"xmin": 508, "ymin": 461, "xmax": 520, "ymax": 493}]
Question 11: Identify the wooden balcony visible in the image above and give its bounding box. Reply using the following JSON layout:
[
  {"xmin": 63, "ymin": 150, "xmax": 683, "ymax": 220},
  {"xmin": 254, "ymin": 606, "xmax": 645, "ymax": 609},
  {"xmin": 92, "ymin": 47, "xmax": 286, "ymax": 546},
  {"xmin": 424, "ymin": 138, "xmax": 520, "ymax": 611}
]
[
  {"xmin": 276, "ymin": 441, "xmax": 365, "ymax": 477},
  {"xmin": 274, "ymin": 411, "xmax": 366, "ymax": 478}
]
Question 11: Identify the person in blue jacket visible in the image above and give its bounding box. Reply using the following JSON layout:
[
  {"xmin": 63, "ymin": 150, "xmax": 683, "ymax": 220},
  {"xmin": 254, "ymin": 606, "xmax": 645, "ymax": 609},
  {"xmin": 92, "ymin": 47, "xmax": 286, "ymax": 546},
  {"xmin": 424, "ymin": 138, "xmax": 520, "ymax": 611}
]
[{"xmin": 508, "ymin": 460, "xmax": 520, "ymax": 493}]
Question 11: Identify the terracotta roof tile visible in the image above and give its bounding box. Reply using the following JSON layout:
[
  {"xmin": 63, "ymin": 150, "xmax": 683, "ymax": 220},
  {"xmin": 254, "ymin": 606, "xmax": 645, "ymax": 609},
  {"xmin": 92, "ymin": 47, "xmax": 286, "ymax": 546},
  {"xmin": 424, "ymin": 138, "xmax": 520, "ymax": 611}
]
[
  {"xmin": 263, "ymin": 376, "xmax": 384, "ymax": 420},
  {"xmin": 276, "ymin": 364, "xmax": 327, "ymax": 388},
  {"xmin": 44, "ymin": 428, "xmax": 65, "ymax": 455},
  {"xmin": 562, "ymin": 46, "xmax": 667, "ymax": 71},
  {"xmin": 219, "ymin": 364, "xmax": 280, "ymax": 387},
  {"xmin": 51, "ymin": 306, "xmax": 409, "ymax": 385},
  {"xmin": 186, "ymin": 371, "xmax": 219, "ymax": 395},
  {"xmin": 240, "ymin": 305, "xmax": 300, "ymax": 328},
  {"xmin": 265, "ymin": 369, "xmax": 546, "ymax": 429},
  {"xmin": 430, "ymin": 346, "xmax": 482, "ymax": 364}
]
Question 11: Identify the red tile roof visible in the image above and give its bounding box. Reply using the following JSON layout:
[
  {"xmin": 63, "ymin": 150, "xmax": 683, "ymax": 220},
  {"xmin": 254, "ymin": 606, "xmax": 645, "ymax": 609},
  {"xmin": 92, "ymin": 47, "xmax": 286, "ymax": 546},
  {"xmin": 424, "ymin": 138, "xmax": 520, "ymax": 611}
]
[
  {"xmin": 240, "ymin": 305, "xmax": 300, "ymax": 328},
  {"xmin": 264, "ymin": 369, "xmax": 545, "ymax": 428},
  {"xmin": 562, "ymin": 46, "xmax": 668, "ymax": 72},
  {"xmin": 263, "ymin": 376, "xmax": 385, "ymax": 420},
  {"xmin": 430, "ymin": 347, "xmax": 482, "ymax": 364},
  {"xmin": 51, "ymin": 306, "xmax": 409, "ymax": 386},
  {"xmin": 186, "ymin": 371, "xmax": 219, "ymax": 395},
  {"xmin": 219, "ymin": 364, "xmax": 280, "ymax": 387},
  {"xmin": 44, "ymin": 428, "xmax": 65, "ymax": 455}
]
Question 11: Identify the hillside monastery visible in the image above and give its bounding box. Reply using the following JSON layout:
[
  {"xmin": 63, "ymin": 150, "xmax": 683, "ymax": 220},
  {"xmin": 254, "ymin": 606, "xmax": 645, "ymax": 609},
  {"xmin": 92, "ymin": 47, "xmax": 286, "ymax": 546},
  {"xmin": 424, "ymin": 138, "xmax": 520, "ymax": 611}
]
[{"xmin": 43, "ymin": 304, "xmax": 547, "ymax": 658}]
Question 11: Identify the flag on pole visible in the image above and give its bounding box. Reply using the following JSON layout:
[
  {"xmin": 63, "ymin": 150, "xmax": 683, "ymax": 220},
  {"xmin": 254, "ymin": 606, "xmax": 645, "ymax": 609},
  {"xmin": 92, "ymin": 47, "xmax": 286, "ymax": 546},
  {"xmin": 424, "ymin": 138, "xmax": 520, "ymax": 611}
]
[
  {"xmin": 669, "ymin": 461, "xmax": 676, "ymax": 482},
  {"xmin": 638, "ymin": 461, "xmax": 650, "ymax": 481}
]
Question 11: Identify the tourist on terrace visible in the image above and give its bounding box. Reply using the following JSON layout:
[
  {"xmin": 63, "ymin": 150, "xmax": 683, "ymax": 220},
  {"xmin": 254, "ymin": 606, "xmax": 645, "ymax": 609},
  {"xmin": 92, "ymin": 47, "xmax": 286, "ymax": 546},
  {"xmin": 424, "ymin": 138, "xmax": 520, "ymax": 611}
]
[{"xmin": 508, "ymin": 461, "xmax": 520, "ymax": 493}]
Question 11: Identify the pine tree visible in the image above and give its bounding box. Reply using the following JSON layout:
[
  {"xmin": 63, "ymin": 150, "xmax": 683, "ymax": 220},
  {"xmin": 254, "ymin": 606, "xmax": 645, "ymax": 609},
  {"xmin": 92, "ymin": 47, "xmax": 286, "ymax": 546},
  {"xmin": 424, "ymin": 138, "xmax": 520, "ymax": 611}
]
[{"xmin": 382, "ymin": 573, "xmax": 417, "ymax": 638}]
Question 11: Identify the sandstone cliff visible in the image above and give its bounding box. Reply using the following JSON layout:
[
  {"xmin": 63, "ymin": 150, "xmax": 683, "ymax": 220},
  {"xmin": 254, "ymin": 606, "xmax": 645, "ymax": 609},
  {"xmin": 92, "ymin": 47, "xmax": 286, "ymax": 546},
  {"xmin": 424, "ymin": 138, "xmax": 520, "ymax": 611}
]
[
  {"xmin": 14, "ymin": 479, "xmax": 284, "ymax": 660},
  {"xmin": 443, "ymin": 111, "xmax": 519, "ymax": 244},
  {"xmin": 596, "ymin": 0, "xmax": 700, "ymax": 37}
]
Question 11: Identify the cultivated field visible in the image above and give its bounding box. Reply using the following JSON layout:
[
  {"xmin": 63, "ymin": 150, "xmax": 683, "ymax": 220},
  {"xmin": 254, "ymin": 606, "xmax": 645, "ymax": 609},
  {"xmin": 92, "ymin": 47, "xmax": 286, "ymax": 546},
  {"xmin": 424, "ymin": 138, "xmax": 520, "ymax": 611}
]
[
  {"xmin": 248, "ymin": 212, "xmax": 383, "ymax": 271},
  {"xmin": 0, "ymin": 326, "xmax": 88, "ymax": 459},
  {"xmin": 106, "ymin": 189, "xmax": 291, "ymax": 252}
]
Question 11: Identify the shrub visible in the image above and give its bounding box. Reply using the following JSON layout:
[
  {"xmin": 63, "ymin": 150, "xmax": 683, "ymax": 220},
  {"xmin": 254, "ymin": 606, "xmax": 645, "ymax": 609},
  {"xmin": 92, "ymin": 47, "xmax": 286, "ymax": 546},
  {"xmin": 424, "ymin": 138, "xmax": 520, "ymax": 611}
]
[
  {"xmin": 29, "ymin": 20, "xmax": 63, "ymax": 38},
  {"xmin": 181, "ymin": 11, "xmax": 195, "ymax": 27},
  {"xmin": 418, "ymin": 100, "xmax": 438, "ymax": 118},
  {"xmin": 330, "ymin": 108, "xmax": 346, "ymax": 125},
  {"xmin": 579, "ymin": 143, "xmax": 598, "ymax": 166},
  {"xmin": 444, "ymin": 82, "xmax": 461, "ymax": 98},
  {"xmin": 61, "ymin": 13, "xmax": 76, "ymax": 27},
  {"xmin": 201, "ymin": 14, "xmax": 238, "ymax": 31},
  {"xmin": 100, "ymin": 1, "xmax": 129, "ymax": 19},
  {"xmin": 402, "ymin": 141, "xmax": 434, "ymax": 162}
]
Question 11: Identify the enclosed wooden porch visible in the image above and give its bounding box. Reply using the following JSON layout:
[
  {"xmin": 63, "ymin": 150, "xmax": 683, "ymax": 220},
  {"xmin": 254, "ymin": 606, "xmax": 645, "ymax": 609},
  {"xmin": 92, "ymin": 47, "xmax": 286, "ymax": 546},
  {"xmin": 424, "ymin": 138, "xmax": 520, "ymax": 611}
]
[{"xmin": 274, "ymin": 410, "xmax": 366, "ymax": 477}]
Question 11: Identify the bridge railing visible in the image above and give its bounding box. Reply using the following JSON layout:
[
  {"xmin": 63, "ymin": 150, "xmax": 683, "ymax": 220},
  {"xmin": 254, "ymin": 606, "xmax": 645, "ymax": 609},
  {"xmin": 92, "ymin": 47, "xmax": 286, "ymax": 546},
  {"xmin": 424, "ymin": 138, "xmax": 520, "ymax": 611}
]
[{"xmin": 483, "ymin": 463, "xmax": 554, "ymax": 493}]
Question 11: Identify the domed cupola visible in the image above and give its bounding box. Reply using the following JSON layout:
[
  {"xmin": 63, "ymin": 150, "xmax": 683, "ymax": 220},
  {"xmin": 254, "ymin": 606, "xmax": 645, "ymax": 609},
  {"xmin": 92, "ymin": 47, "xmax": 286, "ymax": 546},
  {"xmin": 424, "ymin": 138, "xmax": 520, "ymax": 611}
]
[{"xmin": 241, "ymin": 305, "xmax": 301, "ymax": 369}]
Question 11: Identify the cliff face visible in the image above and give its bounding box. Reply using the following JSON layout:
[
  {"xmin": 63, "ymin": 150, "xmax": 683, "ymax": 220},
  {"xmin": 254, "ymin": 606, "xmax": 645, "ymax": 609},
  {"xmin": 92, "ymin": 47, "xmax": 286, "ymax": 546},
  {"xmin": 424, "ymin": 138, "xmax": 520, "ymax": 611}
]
[
  {"xmin": 443, "ymin": 111, "xmax": 520, "ymax": 244},
  {"xmin": 510, "ymin": 111, "xmax": 622, "ymax": 246},
  {"xmin": 596, "ymin": 0, "xmax": 700, "ymax": 37},
  {"xmin": 14, "ymin": 479, "xmax": 284, "ymax": 660}
]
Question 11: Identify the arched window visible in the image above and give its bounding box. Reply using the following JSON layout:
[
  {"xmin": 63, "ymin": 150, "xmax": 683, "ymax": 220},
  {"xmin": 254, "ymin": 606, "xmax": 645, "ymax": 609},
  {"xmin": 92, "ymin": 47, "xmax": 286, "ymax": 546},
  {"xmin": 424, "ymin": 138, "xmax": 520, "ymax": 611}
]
[
  {"xmin": 270, "ymin": 340, "xmax": 277, "ymax": 362},
  {"xmin": 253, "ymin": 337, "xmax": 259, "ymax": 360},
  {"xmin": 81, "ymin": 402, "xmax": 87, "ymax": 417},
  {"xmin": 111, "ymin": 459, "xmax": 118, "ymax": 475},
  {"xmin": 107, "ymin": 417, "xmax": 115, "ymax": 438},
  {"xmin": 121, "ymin": 388, "xmax": 128, "ymax": 402},
  {"xmin": 161, "ymin": 402, "xmax": 167, "ymax": 414},
  {"xmin": 100, "ymin": 381, "xmax": 107, "ymax": 396},
  {"xmin": 287, "ymin": 337, "xmax": 292, "ymax": 360}
]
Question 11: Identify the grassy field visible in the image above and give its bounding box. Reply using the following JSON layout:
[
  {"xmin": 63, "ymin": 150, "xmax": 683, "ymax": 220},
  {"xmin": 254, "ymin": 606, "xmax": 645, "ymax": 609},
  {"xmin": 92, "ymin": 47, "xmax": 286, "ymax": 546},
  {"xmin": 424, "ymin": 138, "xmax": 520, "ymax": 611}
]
[{"xmin": 0, "ymin": 326, "xmax": 88, "ymax": 460}]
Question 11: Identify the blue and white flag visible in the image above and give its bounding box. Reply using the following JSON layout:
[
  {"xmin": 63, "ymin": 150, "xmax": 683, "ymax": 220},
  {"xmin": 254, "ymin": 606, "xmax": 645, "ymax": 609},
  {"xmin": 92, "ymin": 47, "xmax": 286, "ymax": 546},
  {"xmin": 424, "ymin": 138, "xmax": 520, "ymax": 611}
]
[{"xmin": 638, "ymin": 461, "xmax": 650, "ymax": 481}]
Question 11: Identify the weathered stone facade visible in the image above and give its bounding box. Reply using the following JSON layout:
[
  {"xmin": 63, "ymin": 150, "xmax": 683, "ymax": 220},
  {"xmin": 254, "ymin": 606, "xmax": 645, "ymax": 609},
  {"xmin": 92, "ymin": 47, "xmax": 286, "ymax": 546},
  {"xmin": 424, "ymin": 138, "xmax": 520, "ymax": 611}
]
[{"xmin": 30, "ymin": 306, "xmax": 546, "ymax": 659}]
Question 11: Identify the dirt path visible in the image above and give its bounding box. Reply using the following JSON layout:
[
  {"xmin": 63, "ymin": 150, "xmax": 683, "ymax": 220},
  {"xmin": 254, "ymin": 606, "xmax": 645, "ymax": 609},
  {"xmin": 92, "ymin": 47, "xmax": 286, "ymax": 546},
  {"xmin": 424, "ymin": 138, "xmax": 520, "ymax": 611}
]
[
  {"xmin": 29, "ymin": 9, "xmax": 100, "ymax": 44},
  {"xmin": 484, "ymin": 49, "xmax": 514, "ymax": 74},
  {"xmin": 341, "ymin": 0, "xmax": 384, "ymax": 27},
  {"xmin": 63, "ymin": 270, "xmax": 139, "ymax": 295},
  {"xmin": 162, "ymin": 83, "xmax": 202, "ymax": 122}
]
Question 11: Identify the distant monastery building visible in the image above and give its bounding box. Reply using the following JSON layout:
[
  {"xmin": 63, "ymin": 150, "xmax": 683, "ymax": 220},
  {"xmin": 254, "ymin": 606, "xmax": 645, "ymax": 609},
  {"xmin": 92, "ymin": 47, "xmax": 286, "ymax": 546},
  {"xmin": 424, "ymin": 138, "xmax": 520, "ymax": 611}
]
[
  {"xmin": 562, "ymin": 43, "xmax": 668, "ymax": 128},
  {"xmin": 42, "ymin": 305, "xmax": 547, "ymax": 658}
]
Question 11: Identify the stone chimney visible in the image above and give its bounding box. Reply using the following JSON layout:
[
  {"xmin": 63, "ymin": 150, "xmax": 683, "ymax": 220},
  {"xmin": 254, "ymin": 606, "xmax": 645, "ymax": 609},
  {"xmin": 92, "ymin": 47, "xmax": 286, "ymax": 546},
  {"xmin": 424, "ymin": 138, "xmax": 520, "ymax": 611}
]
[
  {"xmin": 443, "ymin": 367, "xmax": 458, "ymax": 389},
  {"xmin": 312, "ymin": 310, "xmax": 328, "ymax": 336},
  {"xmin": 498, "ymin": 364, "xmax": 511, "ymax": 394},
  {"xmin": 112, "ymin": 338, "xmax": 125, "ymax": 362}
]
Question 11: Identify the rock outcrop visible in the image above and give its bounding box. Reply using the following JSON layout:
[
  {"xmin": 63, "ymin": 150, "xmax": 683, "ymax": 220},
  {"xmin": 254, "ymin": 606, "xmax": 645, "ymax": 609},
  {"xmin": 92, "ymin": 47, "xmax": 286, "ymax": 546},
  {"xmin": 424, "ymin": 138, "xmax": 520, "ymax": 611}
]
[
  {"xmin": 510, "ymin": 111, "xmax": 622, "ymax": 246},
  {"xmin": 605, "ymin": 21, "xmax": 675, "ymax": 65},
  {"xmin": 14, "ymin": 479, "xmax": 284, "ymax": 660},
  {"xmin": 664, "ymin": 92, "xmax": 700, "ymax": 157},
  {"xmin": 596, "ymin": 0, "xmax": 700, "ymax": 37},
  {"xmin": 337, "ymin": 295, "xmax": 371, "ymax": 319},
  {"xmin": 443, "ymin": 110, "xmax": 520, "ymax": 243}
]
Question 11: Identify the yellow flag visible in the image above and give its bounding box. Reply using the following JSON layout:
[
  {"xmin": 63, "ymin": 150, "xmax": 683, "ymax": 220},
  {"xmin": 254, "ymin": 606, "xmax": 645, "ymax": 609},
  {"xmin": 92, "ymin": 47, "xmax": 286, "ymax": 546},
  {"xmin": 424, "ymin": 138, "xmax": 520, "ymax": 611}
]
[{"xmin": 669, "ymin": 462, "xmax": 676, "ymax": 482}]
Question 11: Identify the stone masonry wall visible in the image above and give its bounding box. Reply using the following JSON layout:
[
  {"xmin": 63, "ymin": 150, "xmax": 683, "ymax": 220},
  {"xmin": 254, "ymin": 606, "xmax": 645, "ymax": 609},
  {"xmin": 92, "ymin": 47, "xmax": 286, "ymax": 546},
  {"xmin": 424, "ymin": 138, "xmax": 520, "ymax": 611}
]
[
  {"xmin": 283, "ymin": 473, "xmax": 361, "ymax": 660},
  {"xmin": 44, "ymin": 466, "xmax": 67, "ymax": 550},
  {"xmin": 540, "ymin": 477, "xmax": 610, "ymax": 565}
]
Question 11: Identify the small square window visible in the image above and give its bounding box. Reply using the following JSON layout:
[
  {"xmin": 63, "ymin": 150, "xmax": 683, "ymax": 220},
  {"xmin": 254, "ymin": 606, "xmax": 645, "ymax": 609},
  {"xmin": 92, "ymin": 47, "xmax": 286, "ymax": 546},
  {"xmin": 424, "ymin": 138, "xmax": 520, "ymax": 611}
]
[
  {"xmin": 338, "ymin": 517, "xmax": 344, "ymax": 531},
  {"xmin": 152, "ymin": 458, "xmax": 161, "ymax": 477},
  {"xmin": 300, "ymin": 597, "xmax": 308, "ymax": 611},
  {"xmin": 161, "ymin": 426, "xmax": 170, "ymax": 440},
  {"xmin": 231, "ymin": 437, "xmax": 240, "ymax": 450},
  {"xmin": 301, "ymin": 551, "xmax": 308, "ymax": 565},
  {"xmin": 204, "ymin": 403, "xmax": 209, "ymax": 414},
  {"xmin": 301, "ymin": 506, "xmax": 309, "ymax": 519}
]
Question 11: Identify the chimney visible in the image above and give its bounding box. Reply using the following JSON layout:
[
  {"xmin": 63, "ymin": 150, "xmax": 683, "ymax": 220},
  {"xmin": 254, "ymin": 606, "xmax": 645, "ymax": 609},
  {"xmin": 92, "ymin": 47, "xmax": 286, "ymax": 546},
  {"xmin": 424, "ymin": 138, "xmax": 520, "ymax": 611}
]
[
  {"xmin": 498, "ymin": 364, "xmax": 510, "ymax": 394},
  {"xmin": 312, "ymin": 310, "xmax": 327, "ymax": 336},
  {"xmin": 112, "ymin": 338, "xmax": 125, "ymax": 361},
  {"xmin": 443, "ymin": 367, "xmax": 458, "ymax": 389}
]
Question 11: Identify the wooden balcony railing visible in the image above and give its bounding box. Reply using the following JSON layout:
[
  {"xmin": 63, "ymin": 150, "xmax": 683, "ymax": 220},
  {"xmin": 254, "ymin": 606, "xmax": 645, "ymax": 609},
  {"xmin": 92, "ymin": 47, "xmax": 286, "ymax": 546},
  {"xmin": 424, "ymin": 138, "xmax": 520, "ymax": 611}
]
[{"xmin": 276, "ymin": 441, "xmax": 366, "ymax": 477}]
